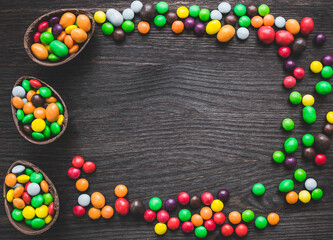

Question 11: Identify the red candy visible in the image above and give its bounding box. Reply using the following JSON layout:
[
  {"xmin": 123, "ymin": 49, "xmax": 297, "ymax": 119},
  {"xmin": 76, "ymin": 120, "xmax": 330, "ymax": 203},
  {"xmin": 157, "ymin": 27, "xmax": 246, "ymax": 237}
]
[
  {"xmin": 72, "ymin": 156, "xmax": 85, "ymax": 168},
  {"xmin": 275, "ymin": 30, "xmax": 294, "ymax": 45},
  {"xmin": 201, "ymin": 192, "xmax": 214, "ymax": 205},
  {"xmin": 283, "ymin": 76, "xmax": 297, "ymax": 89},
  {"xmin": 278, "ymin": 46, "xmax": 291, "ymax": 58},
  {"xmin": 144, "ymin": 209, "xmax": 156, "ymax": 222},
  {"xmin": 258, "ymin": 26, "xmax": 275, "ymax": 44},
  {"xmin": 182, "ymin": 221, "xmax": 194, "ymax": 233},
  {"xmin": 221, "ymin": 224, "xmax": 234, "ymax": 237},
  {"xmin": 49, "ymin": 202, "xmax": 55, "ymax": 216},
  {"xmin": 25, "ymin": 181, "xmax": 31, "ymax": 192},
  {"xmin": 300, "ymin": 17, "xmax": 314, "ymax": 35},
  {"xmin": 167, "ymin": 217, "xmax": 180, "ymax": 230},
  {"xmin": 29, "ymin": 79, "xmax": 42, "ymax": 89},
  {"xmin": 82, "ymin": 161, "xmax": 96, "ymax": 174},
  {"xmin": 235, "ymin": 224, "xmax": 248, "ymax": 237},
  {"xmin": 293, "ymin": 67, "xmax": 305, "ymax": 79},
  {"xmin": 204, "ymin": 219, "xmax": 216, "ymax": 231},
  {"xmin": 115, "ymin": 198, "xmax": 129, "ymax": 216},
  {"xmin": 73, "ymin": 205, "xmax": 85, "ymax": 217},
  {"xmin": 157, "ymin": 210, "xmax": 169, "ymax": 223},
  {"xmin": 315, "ymin": 154, "xmax": 326, "ymax": 166},
  {"xmin": 67, "ymin": 167, "xmax": 81, "ymax": 179},
  {"xmin": 178, "ymin": 192, "xmax": 190, "ymax": 205},
  {"xmin": 22, "ymin": 192, "xmax": 31, "ymax": 204},
  {"xmin": 38, "ymin": 21, "xmax": 49, "ymax": 33},
  {"xmin": 33, "ymin": 32, "xmax": 41, "ymax": 43},
  {"xmin": 213, "ymin": 212, "xmax": 226, "ymax": 225}
]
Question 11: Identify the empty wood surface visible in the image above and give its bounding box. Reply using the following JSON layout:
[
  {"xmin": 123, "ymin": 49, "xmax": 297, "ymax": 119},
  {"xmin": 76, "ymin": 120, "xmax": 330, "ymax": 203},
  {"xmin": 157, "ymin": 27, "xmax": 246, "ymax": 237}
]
[{"xmin": 0, "ymin": 0, "xmax": 332, "ymax": 239}]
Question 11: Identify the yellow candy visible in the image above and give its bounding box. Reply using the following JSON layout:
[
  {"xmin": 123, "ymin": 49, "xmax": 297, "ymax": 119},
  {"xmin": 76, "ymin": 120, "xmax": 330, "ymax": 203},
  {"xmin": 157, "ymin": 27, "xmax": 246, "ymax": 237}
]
[
  {"xmin": 36, "ymin": 90, "xmax": 40, "ymax": 94},
  {"xmin": 36, "ymin": 205, "xmax": 49, "ymax": 218},
  {"xmin": 299, "ymin": 190, "xmax": 311, "ymax": 203},
  {"xmin": 47, "ymin": 27, "xmax": 52, "ymax": 33},
  {"xmin": 17, "ymin": 174, "xmax": 30, "ymax": 184},
  {"xmin": 310, "ymin": 61, "xmax": 323, "ymax": 73},
  {"xmin": 327, "ymin": 111, "xmax": 333, "ymax": 124},
  {"xmin": 23, "ymin": 206, "xmax": 36, "ymax": 219},
  {"xmin": 177, "ymin": 6, "xmax": 189, "ymax": 19},
  {"xmin": 154, "ymin": 223, "xmax": 167, "ymax": 235},
  {"xmin": 43, "ymin": 43, "xmax": 52, "ymax": 53},
  {"xmin": 211, "ymin": 199, "xmax": 224, "ymax": 212},
  {"xmin": 57, "ymin": 114, "xmax": 64, "ymax": 126},
  {"xmin": 44, "ymin": 215, "xmax": 53, "ymax": 224},
  {"xmin": 302, "ymin": 94, "xmax": 315, "ymax": 106},
  {"xmin": 206, "ymin": 20, "xmax": 222, "ymax": 35},
  {"xmin": 6, "ymin": 189, "xmax": 14, "ymax": 203},
  {"xmin": 31, "ymin": 119, "xmax": 46, "ymax": 132},
  {"xmin": 65, "ymin": 25, "xmax": 78, "ymax": 34},
  {"xmin": 94, "ymin": 11, "xmax": 106, "ymax": 24}
]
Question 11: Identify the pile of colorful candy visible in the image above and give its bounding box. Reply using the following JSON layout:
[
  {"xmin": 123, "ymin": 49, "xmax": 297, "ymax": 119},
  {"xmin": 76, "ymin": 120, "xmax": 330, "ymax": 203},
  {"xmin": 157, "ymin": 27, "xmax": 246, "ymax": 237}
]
[
  {"xmin": 31, "ymin": 12, "xmax": 92, "ymax": 61},
  {"xmin": 5, "ymin": 164, "xmax": 56, "ymax": 230},
  {"xmin": 11, "ymin": 78, "xmax": 65, "ymax": 141}
]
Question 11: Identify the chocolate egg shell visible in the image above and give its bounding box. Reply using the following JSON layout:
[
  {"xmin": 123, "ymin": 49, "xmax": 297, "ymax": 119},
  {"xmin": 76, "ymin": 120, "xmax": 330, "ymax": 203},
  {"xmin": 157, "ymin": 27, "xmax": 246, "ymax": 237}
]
[
  {"xmin": 24, "ymin": 9, "xmax": 95, "ymax": 67},
  {"xmin": 11, "ymin": 76, "xmax": 68, "ymax": 145},
  {"xmin": 3, "ymin": 160, "xmax": 59, "ymax": 235}
]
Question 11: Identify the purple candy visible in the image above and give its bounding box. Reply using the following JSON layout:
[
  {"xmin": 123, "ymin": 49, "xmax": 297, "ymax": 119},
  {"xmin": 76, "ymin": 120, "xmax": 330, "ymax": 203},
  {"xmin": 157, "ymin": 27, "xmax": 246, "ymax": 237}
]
[
  {"xmin": 315, "ymin": 33, "xmax": 326, "ymax": 45},
  {"xmin": 217, "ymin": 189, "xmax": 229, "ymax": 202},
  {"xmin": 284, "ymin": 59, "xmax": 296, "ymax": 72},
  {"xmin": 284, "ymin": 156, "xmax": 297, "ymax": 168},
  {"xmin": 194, "ymin": 22, "xmax": 205, "ymax": 35},
  {"xmin": 164, "ymin": 198, "xmax": 177, "ymax": 212},
  {"xmin": 184, "ymin": 17, "xmax": 195, "ymax": 30},
  {"xmin": 322, "ymin": 54, "xmax": 333, "ymax": 66},
  {"xmin": 52, "ymin": 23, "xmax": 63, "ymax": 37},
  {"xmin": 49, "ymin": 16, "xmax": 60, "ymax": 26}
]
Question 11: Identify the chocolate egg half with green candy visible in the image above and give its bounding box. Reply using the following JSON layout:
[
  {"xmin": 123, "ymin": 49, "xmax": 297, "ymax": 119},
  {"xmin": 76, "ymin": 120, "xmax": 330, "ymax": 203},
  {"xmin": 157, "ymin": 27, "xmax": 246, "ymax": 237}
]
[
  {"xmin": 4, "ymin": 160, "xmax": 59, "ymax": 235},
  {"xmin": 11, "ymin": 76, "xmax": 68, "ymax": 145}
]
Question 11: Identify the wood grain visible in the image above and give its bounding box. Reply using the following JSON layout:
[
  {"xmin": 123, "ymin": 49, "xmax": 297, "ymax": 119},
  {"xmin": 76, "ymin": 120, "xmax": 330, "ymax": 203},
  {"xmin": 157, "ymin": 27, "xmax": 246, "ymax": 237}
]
[{"xmin": 0, "ymin": 0, "xmax": 332, "ymax": 239}]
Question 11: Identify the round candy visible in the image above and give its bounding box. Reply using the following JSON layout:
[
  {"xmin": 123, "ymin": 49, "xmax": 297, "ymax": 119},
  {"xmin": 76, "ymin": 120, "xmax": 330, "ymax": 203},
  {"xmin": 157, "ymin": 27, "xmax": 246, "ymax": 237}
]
[
  {"xmin": 255, "ymin": 216, "xmax": 268, "ymax": 229},
  {"xmin": 292, "ymin": 37, "xmax": 307, "ymax": 54},
  {"xmin": 166, "ymin": 12, "xmax": 178, "ymax": 24},
  {"xmin": 68, "ymin": 167, "xmax": 81, "ymax": 179},
  {"xmin": 149, "ymin": 197, "xmax": 162, "ymax": 211},
  {"xmin": 144, "ymin": 209, "xmax": 156, "ymax": 222},
  {"xmin": 130, "ymin": 199, "xmax": 145, "ymax": 216},
  {"xmin": 282, "ymin": 118, "xmax": 294, "ymax": 131},
  {"xmin": 300, "ymin": 17, "xmax": 314, "ymax": 35},
  {"xmin": 299, "ymin": 190, "xmax": 311, "ymax": 203},
  {"xmin": 122, "ymin": 20, "xmax": 135, "ymax": 32},
  {"xmin": 72, "ymin": 156, "xmax": 84, "ymax": 168},
  {"xmin": 235, "ymin": 224, "xmax": 248, "ymax": 237},
  {"xmin": 201, "ymin": 192, "xmax": 213, "ymax": 205},
  {"xmin": 204, "ymin": 219, "xmax": 216, "ymax": 231},
  {"xmin": 321, "ymin": 66, "xmax": 333, "ymax": 79},
  {"xmin": 191, "ymin": 214, "xmax": 203, "ymax": 227},
  {"xmin": 102, "ymin": 23, "xmax": 114, "ymax": 35},
  {"xmin": 5, "ymin": 173, "xmax": 17, "ymax": 187},
  {"xmin": 156, "ymin": 1, "xmax": 168, "ymax": 14},
  {"xmin": 258, "ymin": 4, "xmax": 270, "ymax": 16},
  {"xmin": 115, "ymin": 198, "xmax": 129, "ymax": 215},
  {"xmin": 199, "ymin": 9, "xmax": 210, "ymax": 21},
  {"xmin": 327, "ymin": 112, "xmax": 333, "ymax": 124},
  {"xmin": 302, "ymin": 134, "xmax": 314, "ymax": 147},
  {"xmin": 131, "ymin": 0, "xmax": 143, "ymax": 13},
  {"xmin": 228, "ymin": 211, "xmax": 241, "ymax": 224},
  {"xmin": 275, "ymin": 16, "xmax": 286, "ymax": 28},
  {"xmin": 154, "ymin": 15, "xmax": 166, "ymax": 28},
  {"xmin": 251, "ymin": 16, "xmax": 263, "ymax": 28},
  {"xmin": 286, "ymin": 191, "xmax": 298, "ymax": 204},
  {"xmin": 178, "ymin": 192, "xmax": 190, "ymax": 205},
  {"xmin": 286, "ymin": 19, "xmax": 300, "ymax": 35},
  {"xmin": 211, "ymin": 199, "xmax": 223, "ymax": 212},
  {"xmin": 294, "ymin": 168, "xmax": 307, "ymax": 182},
  {"xmin": 182, "ymin": 221, "xmax": 194, "ymax": 233},
  {"xmin": 179, "ymin": 209, "xmax": 191, "ymax": 221},
  {"xmin": 210, "ymin": 10, "xmax": 222, "ymax": 21},
  {"xmin": 284, "ymin": 59, "xmax": 296, "ymax": 72},
  {"xmin": 221, "ymin": 224, "xmax": 233, "ymax": 236},
  {"xmin": 289, "ymin": 91, "xmax": 302, "ymax": 104},
  {"xmin": 91, "ymin": 192, "xmax": 105, "ymax": 209},
  {"xmin": 195, "ymin": 226, "xmax": 207, "ymax": 238},
  {"xmin": 246, "ymin": 4, "xmax": 258, "ymax": 17},
  {"xmin": 76, "ymin": 178, "xmax": 89, "ymax": 192},
  {"xmin": 177, "ymin": 6, "xmax": 189, "ymax": 19},
  {"xmin": 115, "ymin": 184, "xmax": 128, "ymax": 197},
  {"xmin": 239, "ymin": 16, "xmax": 251, "ymax": 27},
  {"xmin": 101, "ymin": 205, "xmax": 114, "ymax": 219},
  {"xmin": 122, "ymin": 8, "xmax": 135, "ymax": 20},
  {"xmin": 315, "ymin": 154, "xmax": 327, "ymax": 166},
  {"xmin": 138, "ymin": 21, "xmax": 150, "ymax": 34},
  {"xmin": 189, "ymin": 5, "xmax": 200, "ymax": 17},
  {"xmin": 322, "ymin": 54, "xmax": 333, "ymax": 66},
  {"xmin": 316, "ymin": 81, "xmax": 332, "ymax": 95},
  {"xmin": 304, "ymin": 147, "xmax": 316, "ymax": 160},
  {"xmin": 171, "ymin": 20, "xmax": 184, "ymax": 34},
  {"xmin": 225, "ymin": 13, "xmax": 237, "ymax": 26},
  {"xmin": 200, "ymin": 206, "xmax": 212, "ymax": 220},
  {"xmin": 31, "ymin": 119, "xmax": 46, "ymax": 132},
  {"xmin": 189, "ymin": 195, "xmax": 201, "ymax": 208},
  {"xmin": 73, "ymin": 205, "xmax": 85, "ymax": 217},
  {"xmin": 237, "ymin": 27, "xmax": 249, "ymax": 40},
  {"xmin": 252, "ymin": 183, "xmax": 265, "ymax": 196},
  {"xmin": 184, "ymin": 17, "xmax": 195, "ymax": 30},
  {"xmin": 267, "ymin": 213, "xmax": 279, "ymax": 225},
  {"xmin": 27, "ymin": 182, "xmax": 40, "ymax": 196},
  {"xmin": 315, "ymin": 33, "xmax": 326, "ymax": 45},
  {"xmin": 194, "ymin": 22, "xmax": 205, "ymax": 35},
  {"xmin": 264, "ymin": 14, "xmax": 275, "ymax": 26},
  {"xmin": 82, "ymin": 161, "xmax": 95, "ymax": 174},
  {"xmin": 242, "ymin": 209, "xmax": 255, "ymax": 222},
  {"xmin": 213, "ymin": 212, "xmax": 225, "ymax": 225},
  {"xmin": 284, "ymin": 137, "xmax": 298, "ymax": 153},
  {"xmin": 294, "ymin": 67, "xmax": 305, "ymax": 79},
  {"xmin": 233, "ymin": 4, "xmax": 246, "ymax": 17},
  {"xmin": 273, "ymin": 151, "xmax": 285, "ymax": 163},
  {"xmin": 310, "ymin": 61, "xmax": 323, "ymax": 73},
  {"xmin": 167, "ymin": 217, "xmax": 180, "ymax": 230},
  {"xmin": 157, "ymin": 210, "xmax": 169, "ymax": 223},
  {"xmin": 23, "ymin": 206, "xmax": 35, "ymax": 219},
  {"xmin": 258, "ymin": 26, "xmax": 275, "ymax": 44},
  {"xmin": 94, "ymin": 11, "xmax": 106, "ymax": 23},
  {"xmin": 164, "ymin": 198, "xmax": 177, "ymax": 211},
  {"xmin": 303, "ymin": 106, "xmax": 317, "ymax": 124},
  {"xmin": 278, "ymin": 46, "xmax": 291, "ymax": 58},
  {"xmin": 305, "ymin": 178, "xmax": 317, "ymax": 191},
  {"xmin": 88, "ymin": 207, "xmax": 101, "ymax": 220},
  {"xmin": 315, "ymin": 133, "xmax": 330, "ymax": 152},
  {"xmin": 218, "ymin": 2, "xmax": 231, "ymax": 14},
  {"xmin": 312, "ymin": 188, "xmax": 323, "ymax": 200},
  {"xmin": 78, "ymin": 193, "xmax": 90, "ymax": 207},
  {"xmin": 284, "ymin": 156, "xmax": 297, "ymax": 169},
  {"xmin": 275, "ymin": 30, "xmax": 294, "ymax": 46},
  {"xmin": 155, "ymin": 223, "xmax": 167, "ymax": 235},
  {"xmin": 324, "ymin": 124, "xmax": 333, "ymax": 136},
  {"xmin": 36, "ymin": 205, "xmax": 48, "ymax": 218}
]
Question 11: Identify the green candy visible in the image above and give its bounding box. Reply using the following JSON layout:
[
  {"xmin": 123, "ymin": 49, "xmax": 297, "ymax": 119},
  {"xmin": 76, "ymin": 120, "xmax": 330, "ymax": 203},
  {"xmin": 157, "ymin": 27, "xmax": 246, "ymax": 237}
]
[
  {"xmin": 48, "ymin": 54, "xmax": 60, "ymax": 62},
  {"xmin": 294, "ymin": 168, "xmax": 307, "ymax": 182},
  {"xmin": 303, "ymin": 106, "xmax": 317, "ymax": 124},
  {"xmin": 321, "ymin": 66, "xmax": 333, "ymax": 79},
  {"xmin": 55, "ymin": 102, "xmax": 64, "ymax": 114},
  {"xmin": 195, "ymin": 226, "xmax": 207, "ymax": 238},
  {"xmin": 315, "ymin": 81, "xmax": 332, "ymax": 95},
  {"xmin": 258, "ymin": 4, "xmax": 270, "ymax": 16},
  {"xmin": 43, "ymin": 193, "xmax": 54, "ymax": 205},
  {"xmin": 102, "ymin": 22, "xmax": 114, "ymax": 35},
  {"xmin": 16, "ymin": 109, "xmax": 25, "ymax": 121},
  {"xmin": 49, "ymin": 40, "xmax": 68, "ymax": 58},
  {"xmin": 242, "ymin": 210, "xmax": 255, "ymax": 222},
  {"xmin": 239, "ymin": 16, "xmax": 251, "ymax": 27},
  {"xmin": 122, "ymin": 20, "xmax": 135, "ymax": 33},
  {"xmin": 312, "ymin": 188, "xmax": 323, "ymax": 200},
  {"xmin": 30, "ymin": 172, "xmax": 43, "ymax": 183},
  {"xmin": 22, "ymin": 79, "xmax": 31, "ymax": 92},
  {"xmin": 255, "ymin": 216, "xmax": 268, "ymax": 229},
  {"xmin": 284, "ymin": 137, "xmax": 298, "ymax": 153},
  {"xmin": 25, "ymin": 168, "xmax": 34, "ymax": 176},
  {"xmin": 302, "ymin": 134, "xmax": 314, "ymax": 147},
  {"xmin": 178, "ymin": 209, "xmax": 191, "ymax": 221},
  {"xmin": 199, "ymin": 9, "xmax": 210, "ymax": 21},
  {"xmin": 189, "ymin": 5, "xmax": 200, "ymax": 17},
  {"xmin": 25, "ymin": 218, "xmax": 33, "ymax": 226},
  {"xmin": 282, "ymin": 118, "xmax": 294, "ymax": 131},
  {"xmin": 32, "ymin": 132, "xmax": 45, "ymax": 141},
  {"xmin": 279, "ymin": 179, "xmax": 294, "ymax": 192},
  {"xmin": 22, "ymin": 114, "xmax": 34, "ymax": 124},
  {"xmin": 31, "ymin": 218, "xmax": 45, "ymax": 229},
  {"xmin": 273, "ymin": 151, "xmax": 285, "ymax": 163},
  {"xmin": 234, "ymin": 4, "xmax": 246, "ymax": 17},
  {"xmin": 289, "ymin": 91, "xmax": 302, "ymax": 105},
  {"xmin": 50, "ymin": 122, "xmax": 61, "ymax": 136},
  {"xmin": 156, "ymin": 1, "xmax": 169, "ymax": 14},
  {"xmin": 12, "ymin": 209, "xmax": 23, "ymax": 221},
  {"xmin": 149, "ymin": 197, "xmax": 162, "ymax": 211},
  {"xmin": 39, "ymin": 87, "xmax": 52, "ymax": 98},
  {"xmin": 154, "ymin": 15, "xmax": 167, "ymax": 27},
  {"xmin": 40, "ymin": 32, "xmax": 54, "ymax": 45},
  {"xmin": 43, "ymin": 126, "xmax": 51, "ymax": 138},
  {"xmin": 252, "ymin": 183, "xmax": 265, "ymax": 196},
  {"xmin": 45, "ymin": 119, "xmax": 51, "ymax": 126},
  {"xmin": 31, "ymin": 194, "xmax": 44, "ymax": 208}
]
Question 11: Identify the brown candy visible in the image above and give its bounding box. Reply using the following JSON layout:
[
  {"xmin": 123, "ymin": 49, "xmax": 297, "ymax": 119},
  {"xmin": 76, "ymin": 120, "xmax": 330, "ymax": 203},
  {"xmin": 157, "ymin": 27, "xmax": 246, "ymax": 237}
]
[
  {"xmin": 315, "ymin": 133, "xmax": 331, "ymax": 152},
  {"xmin": 166, "ymin": 12, "xmax": 178, "ymax": 25},
  {"xmin": 324, "ymin": 123, "xmax": 333, "ymax": 136},
  {"xmin": 247, "ymin": 4, "xmax": 258, "ymax": 17},
  {"xmin": 292, "ymin": 37, "xmax": 307, "ymax": 55},
  {"xmin": 225, "ymin": 13, "xmax": 237, "ymax": 26},
  {"xmin": 190, "ymin": 195, "xmax": 201, "ymax": 209},
  {"xmin": 130, "ymin": 199, "xmax": 145, "ymax": 216},
  {"xmin": 31, "ymin": 94, "xmax": 44, "ymax": 107},
  {"xmin": 112, "ymin": 29, "xmax": 126, "ymax": 42},
  {"xmin": 23, "ymin": 125, "xmax": 33, "ymax": 134},
  {"xmin": 303, "ymin": 147, "xmax": 316, "ymax": 160},
  {"xmin": 141, "ymin": 3, "xmax": 155, "ymax": 21}
]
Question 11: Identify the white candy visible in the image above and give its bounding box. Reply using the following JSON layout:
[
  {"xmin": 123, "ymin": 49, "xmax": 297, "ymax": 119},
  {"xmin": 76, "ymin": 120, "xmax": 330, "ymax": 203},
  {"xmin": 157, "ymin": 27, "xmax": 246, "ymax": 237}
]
[
  {"xmin": 12, "ymin": 86, "xmax": 26, "ymax": 98},
  {"xmin": 275, "ymin": 16, "xmax": 286, "ymax": 28},
  {"xmin": 22, "ymin": 98, "xmax": 28, "ymax": 104},
  {"xmin": 131, "ymin": 0, "xmax": 143, "ymax": 13},
  {"xmin": 78, "ymin": 194, "xmax": 91, "ymax": 207},
  {"xmin": 27, "ymin": 183, "xmax": 40, "ymax": 196},
  {"xmin": 11, "ymin": 183, "xmax": 23, "ymax": 189},
  {"xmin": 305, "ymin": 178, "xmax": 317, "ymax": 191},
  {"xmin": 210, "ymin": 10, "xmax": 222, "ymax": 21},
  {"xmin": 12, "ymin": 165, "xmax": 25, "ymax": 174},
  {"xmin": 122, "ymin": 8, "xmax": 135, "ymax": 20},
  {"xmin": 106, "ymin": 9, "xmax": 124, "ymax": 27},
  {"xmin": 218, "ymin": 2, "xmax": 231, "ymax": 14},
  {"xmin": 237, "ymin": 27, "xmax": 249, "ymax": 40}
]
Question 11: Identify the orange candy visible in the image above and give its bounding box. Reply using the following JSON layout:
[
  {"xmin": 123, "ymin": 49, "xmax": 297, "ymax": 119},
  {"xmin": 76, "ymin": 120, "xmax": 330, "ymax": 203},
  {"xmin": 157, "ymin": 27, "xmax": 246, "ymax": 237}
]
[
  {"xmin": 40, "ymin": 180, "xmax": 49, "ymax": 193},
  {"xmin": 13, "ymin": 198, "xmax": 26, "ymax": 209},
  {"xmin": 267, "ymin": 213, "xmax": 280, "ymax": 225},
  {"xmin": 12, "ymin": 97, "xmax": 24, "ymax": 109},
  {"xmin": 172, "ymin": 20, "xmax": 184, "ymax": 34},
  {"xmin": 88, "ymin": 207, "xmax": 101, "ymax": 220},
  {"xmin": 23, "ymin": 102, "xmax": 36, "ymax": 115},
  {"xmin": 286, "ymin": 191, "xmax": 298, "ymax": 204},
  {"xmin": 91, "ymin": 192, "xmax": 105, "ymax": 209},
  {"xmin": 69, "ymin": 45, "xmax": 79, "ymax": 54},
  {"xmin": 71, "ymin": 28, "xmax": 87, "ymax": 43},
  {"xmin": 64, "ymin": 35, "xmax": 74, "ymax": 48},
  {"xmin": 77, "ymin": 14, "xmax": 92, "ymax": 32},
  {"xmin": 45, "ymin": 96, "xmax": 57, "ymax": 103},
  {"xmin": 34, "ymin": 107, "xmax": 46, "ymax": 119},
  {"xmin": 138, "ymin": 21, "xmax": 150, "ymax": 34},
  {"xmin": 13, "ymin": 186, "xmax": 25, "ymax": 198},
  {"xmin": 191, "ymin": 214, "xmax": 203, "ymax": 227},
  {"xmin": 101, "ymin": 205, "xmax": 114, "ymax": 219},
  {"xmin": 217, "ymin": 25, "xmax": 235, "ymax": 42},
  {"xmin": 27, "ymin": 90, "xmax": 36, "ymax": 102},
  {"xmin": 251, "ymin": 16, "xmax": 264, "ymax": 28},
  {"xmin": 286, "ymin": 19, "xmax": 300, "ymax": 35},
  {"xmin": 263, "ymin": 14, "xmax": 275, "ymax": 26},
  {"xmin": 5, "ymin": 173, "xmax": 17, "ymax": 187},
  {"xmin": 57, "ymin": 31, "xmax": 67, "ymax": 42},
  {"xmin": 200, "ymin": 206, "xmax": 213, "ymax": 220},
  {"xmin": 114, "ymin": 184, "xmax": 128, "ymax": 198},
  {"xmin": 76, "ymin": 178, "xmax": 89, "ymax": 192},
  {"xmin": 59, "ymin": 12, "xmax": 76, "ymax": 28},
  {"xmin": 228, "ymin": 211, "xmax": 241, "ymax": 224}
]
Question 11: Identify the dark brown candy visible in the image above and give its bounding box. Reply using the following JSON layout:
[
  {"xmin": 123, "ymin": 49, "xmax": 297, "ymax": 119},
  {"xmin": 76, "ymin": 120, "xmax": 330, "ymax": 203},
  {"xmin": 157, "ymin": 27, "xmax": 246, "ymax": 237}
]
[
  {"xmin": 246, "ymin": 4, "xmax": 258, "ymax": 17},
  {"xmin": 324, "ymin": 123, "xmax": 333, "ymax": 136},
  {"xmin": 189, "ymin": 195, "xmax": 201, "ymax": 209},
  {"xmin": 292, "ymin": 37, "xmax": 307, "ymax": 55},
  {"xmin": 31, "ymin": 94, "xmax": 44, "ymax": 107},
  {"xmin": 112, "ymin": 29, "xmax": 126, "ymax": 42},
  {"xmin": 303, "ymin": 147, "xmax": 316, "ymax": 160},
  {"xmin": 225, "ymin": 13, "xmax": 237, "ymax": 26},
  {"xmin": 141, "ymin": 3, "xmax": 155, "ymax": 21},
  {"xmin": 130, "ymin": 199, "xmax": 145, "ymax": 216},
  {"xmin": 166, "ymin": 12, "xmax": 178, "ymax": 25},
  {"xmin": 23, "ymin": 124, "xmax": 33, "ymax": 134},
  {"xmin": 315, "ymin": 133, "xmax": 331, "ymax": 152}
]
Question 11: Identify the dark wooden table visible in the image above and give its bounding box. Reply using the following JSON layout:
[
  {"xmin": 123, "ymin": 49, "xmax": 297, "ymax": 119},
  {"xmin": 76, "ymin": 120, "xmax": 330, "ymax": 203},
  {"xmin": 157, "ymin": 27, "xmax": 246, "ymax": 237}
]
[{"xmin": 1, "ymin": 0, "xmax": 333, "ymax": 239}]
